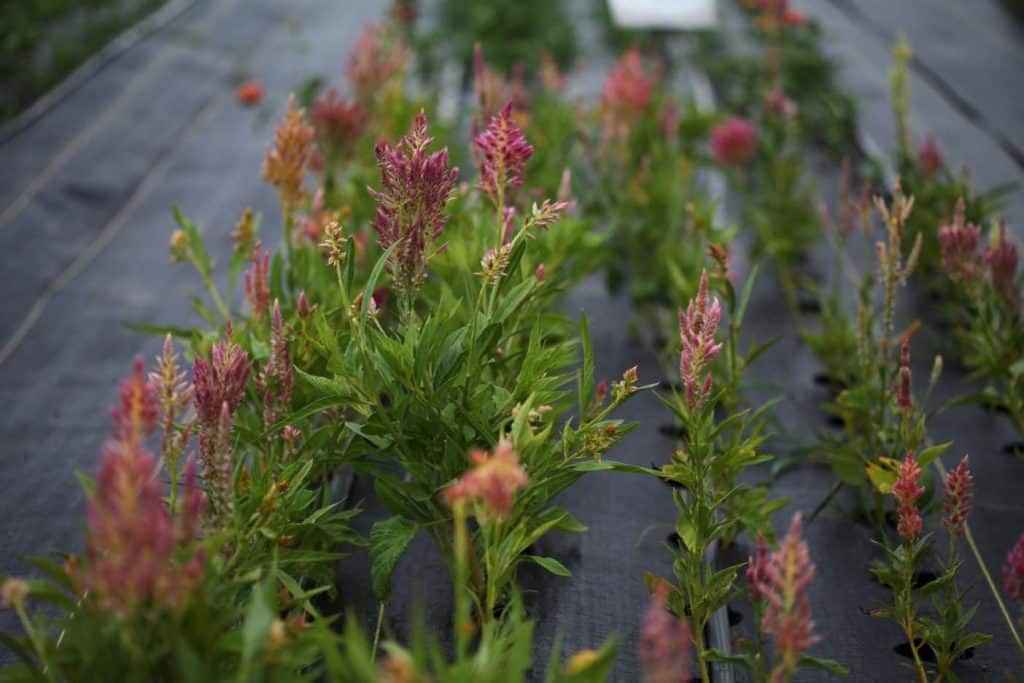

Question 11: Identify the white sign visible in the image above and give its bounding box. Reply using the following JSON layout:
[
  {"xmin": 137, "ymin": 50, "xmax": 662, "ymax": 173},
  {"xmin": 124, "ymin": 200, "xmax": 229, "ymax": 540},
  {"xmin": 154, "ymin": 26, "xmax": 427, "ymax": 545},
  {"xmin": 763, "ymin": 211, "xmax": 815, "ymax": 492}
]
[{"xmin": 607, "ymin": 0, "xmax": 717, "ymax": 29}]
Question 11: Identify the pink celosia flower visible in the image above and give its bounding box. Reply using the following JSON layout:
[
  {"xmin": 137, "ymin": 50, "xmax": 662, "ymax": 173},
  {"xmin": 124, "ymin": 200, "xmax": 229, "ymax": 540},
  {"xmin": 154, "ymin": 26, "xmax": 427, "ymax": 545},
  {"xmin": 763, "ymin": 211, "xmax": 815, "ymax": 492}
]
[
  {"xmin": 601, "ymin": 48, "xmax": 657, "ymax": 143},
  {"xmin": 311, "ymin": 88, "xmax": 367, "ymax": 160},
  {"xmin": 658, "ymin": 101, "xmax": 679, "ymax": 138},
  {"xmin": 710, "ymin": 117, "xmax": 757, "ymax": 167},
  {"xmin": 111, "ymin": 356, "xmax": 158, "ymax": 447},
  {"xmin": 985, "ymin": 220, "xmax": 1021, "ymax": 311},
  {"xmin": 444, "ymin": 442, "xmax": 528, "ymax": 521},
  {"xmin": 244, "ymin": 240, "xmax": 271, "ymax": 323},
  {"xmin": 192, "ymin": 332, "xmax": 251, "ymax": 525},
  {"xmin": 678, "ymin": 271, "xmax": 723, "ymax": 412},
  {"xmin": 74, "ymin": 361, "xmax": 206, "ymax": 618},
  {"xmin": 938, "ymin": 198, "xmax": 983, "ymax": 284},
  {"xmin": 150, "ymin": 335, "xmax": 193, "ymax": 466},
  {"xmin": 258, "ymin": 300, "xmax": 293, "ymax": 428},
  {"xmin": 746, "ymin": 533, "xmax": 772, "ymax": 603},
  {"xmin": 761, "ymin": 514, "xmax": 818, "ymax": 681},
  {"xmin": 347, "ymin": 23, "xmax": 411, "ymax": 104},
  {"xmin": 475, "ymin": 102, "xmax": 534, "ymax": 207},
  {"xmin": 1004, "ymin": 532, "xmax": 1024, "ymax": 602},
  {"xmin": 472, "ymin": 44, "xmax": 530, "ymax": 129},
  {"xmin": 535, "ymin": 263, "xmax": 547, "ymax": 282},
  {"xmin": 917, "ymin": 136, "xmax": 943, "ymax": 178},
  {"xmin": 638, "ymin": 583, "xmax": 691, "ymax": 683},
  {"xmin": 369, "ymin": 111, "xmax": 458, "ymax": 295},
  {"xmin": 893, "ymin": 452, "xmax": 924, "ymax": 542},
  {"xmin": 942, "ymin": 456, "xmax": 973, "ymax": 536}
]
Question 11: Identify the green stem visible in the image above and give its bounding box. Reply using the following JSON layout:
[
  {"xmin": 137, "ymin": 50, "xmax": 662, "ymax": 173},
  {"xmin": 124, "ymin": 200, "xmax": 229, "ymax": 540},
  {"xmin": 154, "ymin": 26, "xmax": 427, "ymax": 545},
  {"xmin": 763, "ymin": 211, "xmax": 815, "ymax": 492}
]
[
  {"xmin": 371, "ymin": 601, "xmax": 385, "ymax": 662},
  {"xmin": 15, "ymin": 600, "xmax": 56, "ymax": 681},
  {"xmin": 453, "ymin": 503, "xmax": 471, "ymax": 661}
]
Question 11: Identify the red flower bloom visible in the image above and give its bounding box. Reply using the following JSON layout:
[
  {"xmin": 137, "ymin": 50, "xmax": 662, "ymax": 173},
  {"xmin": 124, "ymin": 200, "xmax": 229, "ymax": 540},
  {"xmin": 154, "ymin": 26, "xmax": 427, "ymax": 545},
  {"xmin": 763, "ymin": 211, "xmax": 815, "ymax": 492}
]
[
  {"xmin": 1005, "ymin": 532, "xmax": 1024, "ymax": 602},
  {"xmin": 938, "ymin": 198, "xmax": 983, "ymax": 285},
  {"xmin": 893, "ymin": 452, "xmax": 924, "ymax": 541},
  {"xmin": 710, "ymin": 117, "xmax": 757, "ymax": 167},
  {"xmin": 917, "ymin": 136, "xmax": 944, "ymax": 178},
  {"xmin": 985, "ymin": 219, "xmax": 1021, "ymax": 311},
  {"xmin": 942, "ymin": 456, "xmax": 973, "ymax": 536},
  {"xmin": 236, "ymin": 80, "xmax": 264, "ymax": 106}
]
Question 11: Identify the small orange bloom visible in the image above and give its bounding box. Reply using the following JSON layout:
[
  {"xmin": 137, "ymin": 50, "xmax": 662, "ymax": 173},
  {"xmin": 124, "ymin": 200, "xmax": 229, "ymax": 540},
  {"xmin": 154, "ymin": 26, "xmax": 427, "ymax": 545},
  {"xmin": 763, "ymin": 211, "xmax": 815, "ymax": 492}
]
[
  {"xmin": 236, "ymin": 80, "xmax": 264, "ymax": 106},
  {"xmin": 445, "ymin": 442, "xmax": 528, "ymax": 521}
]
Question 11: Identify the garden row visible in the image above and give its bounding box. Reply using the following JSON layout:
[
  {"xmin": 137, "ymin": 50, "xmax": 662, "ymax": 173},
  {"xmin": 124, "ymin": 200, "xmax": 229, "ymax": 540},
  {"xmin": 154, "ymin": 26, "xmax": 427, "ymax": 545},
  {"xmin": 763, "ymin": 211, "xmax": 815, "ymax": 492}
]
[{"xmin": 1, "ymin": 1, "xmax": 1023, "ymax": 681}]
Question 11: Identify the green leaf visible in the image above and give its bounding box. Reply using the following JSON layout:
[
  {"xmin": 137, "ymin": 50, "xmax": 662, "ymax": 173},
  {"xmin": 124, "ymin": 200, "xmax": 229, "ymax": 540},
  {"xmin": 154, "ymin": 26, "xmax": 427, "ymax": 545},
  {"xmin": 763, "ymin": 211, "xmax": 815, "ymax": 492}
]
[
  {"xmin": 240, "ymin": 583, "xmax": 273, "ymax": 676},
  {"xmin": 369, "ymin": 516, "xmax": 419, "ymax": 600},
  {"xmin": 798, "ymin": 654, "xmax": 850, "ymax": 676},
  {"xmin": 528, "ymin": 555, "xmax": 572, "ymax": 577},
  {"xmin": 577, "ymin": 312, "xmax": 594, "ymax": 416},
  {"xmin": 917, "ymin": 441, "xmax": 952, "ymax": 468},
  {"xmin": 362, "ymin": 243, "xmax": 399, "ymax": 318}
]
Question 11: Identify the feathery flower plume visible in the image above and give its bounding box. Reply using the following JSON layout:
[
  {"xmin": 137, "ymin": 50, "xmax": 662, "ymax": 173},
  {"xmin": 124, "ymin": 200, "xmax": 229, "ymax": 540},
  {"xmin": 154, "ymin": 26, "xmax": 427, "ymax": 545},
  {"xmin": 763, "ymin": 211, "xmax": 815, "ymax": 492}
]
[
  {"xmin": 244, "ymin": 240, "xmax": 271, "ymax": 323},
  {"xmin": 150, "ymin": 335, "xmax": 193, "ymax": 463},
  {"xmin": 539, "ymin": 51, "xmax": 566, "ymax": 93},
  {"xmin": 985, "ymin": 219, "xmax": 1020, "ymax": 311},
  {"xmin": 111, "ymin": 356, "xmax": 159, "ymax": 448},
  {"xmin": 764, "ymin": 86, "xmax": 797, "ymax": 118},
  {"xmin": 262, "ymin": 96, "xmax": 314, "ymax": 215},
  {"xmin": 678, "ymin": 271, "xmax": 724, "ymax": 412},
  {"xmin": 710, "ymin": 117, "xmax": 757, "ymax": 167},
  {"xmin": 347, "ymin": 22, "xmax": 411, "ymax": 105},
  {"xmin": 74, "ymin": 361, "xmax": 206, "ymax": 617},
  {"xmin": 232, "ymin": 207, "xmax": 257, "ymax": 255},
  {"xmin": 746, "ymin": 533, "xmax": 772, "ymax": 603},
  {"xmin": 638, "ymin": 583, "xmax": 691, "ymax": 683},
  {"xmin": 472, "ymin": 44, "xmax": 530, "ymax": 130},
  {"xmin": 258, "ymin": 300, "xmax": 293, "ymax": 427},
  {"xmin": 761, "ymin": 514, "xmax": 818, "ymax": 682},
  {"xmin": 444, "ymin": 442, "xmax": 528, "ymax": 522},
  {"xmin": 311, "ymin": 88, "xmax": 367, "ymax": 161},
  {"xmin": 192, "ymin": 332, "xmax": 251, "ymax": 525},
  {"xmin": 1005, "ymin": 532, "xmax": 1024, "ymax": 602},
  {"xmin": 938, "ymin": 198, "xmax": 983, "ymax": 285},
  {"xmin": 369, "ymin": 110, "xmax": 458, "ymax": 295},
  {"xmin": 601, "ymin": 48, "xmax": 656, "ymax": 143},
  {"xmin": 893, "ymin": 340, "xmax": 913, "ymax": 419},
  {"xmin": 475, "ymin": 102, "xmax": 534, "ymax": 207},
  {"xmin": 917, "ymin": 136, "xmax": 943, "ymax": 178},
  {"xmin": 893, "ymin": 452, "xmax": 924, "ymax": 541},
  {"xmin": 942, "ymin": 456, "xmax": 973, "ymax": 536}
]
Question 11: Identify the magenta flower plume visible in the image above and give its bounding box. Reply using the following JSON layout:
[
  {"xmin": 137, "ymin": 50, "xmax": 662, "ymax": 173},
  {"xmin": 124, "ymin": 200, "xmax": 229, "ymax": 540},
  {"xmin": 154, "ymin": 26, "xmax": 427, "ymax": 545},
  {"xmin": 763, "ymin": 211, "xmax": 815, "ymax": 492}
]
[
  {"xmin": 938, "ymin": 198, "xmax": 983, "ymax": 285},
  {"xmin": 917, "ymin": 136, "xmax": 944, "ymax": 178},
  {"xmin": 761, "ymin": 514, "xmax": 818, "ymax": 681},
  {"xmin": 475, "ymin": 102, "xmax": 534, "ymax": 207},
  {"xmin": 110, "ymin": 356, "xmax": 159, "ymax": 448},
  {"xmin": 1005, "ymin": 532, "xmax": 1024, "ymax": 602},
  {"xmin": 244, "ymin": 240, "xmax": 271, "ymax": 323},
  {"xmin": 347, "ymin": 22, "xmax": 410, "ymax": 104},
  {"xmin": 985, "ymin": 219, "xmax": 1020, "ymax": 311},
  {"xmin": 369, "ymin": 110, "xmax": 458, "ymax": 295},
  {"xmin": 311, "ymin": 88, "xmax": 367, "ymax": 160},
  {"xmin": 710, "ymin": 117, "xmax": 757, "ymax": 167},
  {"xmin": 192, "ymin": 332, "xmax": 251, "ymax": 525},
  {"xmin": 258, "ymin": 300, "xmax": 293, "ymax": 427},
  {"xmin": 75, "ymin": 361, "xmax": 205, "ymax": 618},
  {"xmin": 893, "ymin": 452, "xmax": 924, "ymax": 542},
  {"xmin": 638, "ymin": 583, "xmax": 691, "ymax": 683},
  {"xmin": 678, "ymin": 271, "xmax": 723, "ymax": 412},
  {"xmin": 942, "ymin": 456, "xmax": 973, "ymax": 536}
]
